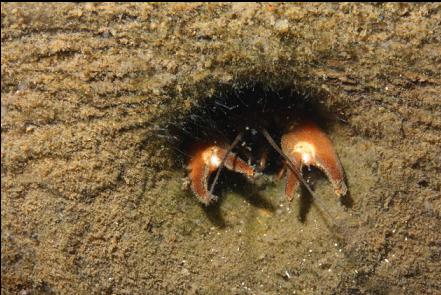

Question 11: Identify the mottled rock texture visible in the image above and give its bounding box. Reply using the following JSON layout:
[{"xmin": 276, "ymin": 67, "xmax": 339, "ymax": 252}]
[{"xmin": 2, "ymin": 3, "xmax": 440, "ymax": 294}]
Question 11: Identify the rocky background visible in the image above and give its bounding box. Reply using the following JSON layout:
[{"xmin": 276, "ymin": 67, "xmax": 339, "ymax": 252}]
[{"xmin": 2, "ymin": 3, "xmax": 440, "ymax": 294}]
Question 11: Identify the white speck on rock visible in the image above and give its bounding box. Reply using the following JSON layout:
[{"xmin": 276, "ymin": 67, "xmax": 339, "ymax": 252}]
[{"xmin": 275, "ymin": 19, "xmax": 289, "ymax": 33}]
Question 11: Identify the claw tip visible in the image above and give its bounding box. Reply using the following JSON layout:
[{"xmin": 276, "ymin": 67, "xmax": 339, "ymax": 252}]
[{"xmin": 335, "ymin": 182, "xmax": 348, "ymax": 198}]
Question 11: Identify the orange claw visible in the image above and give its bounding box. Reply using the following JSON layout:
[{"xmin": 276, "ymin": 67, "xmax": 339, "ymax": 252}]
[
  {"xmin": 187, "ymin": 143, "xmax": 255, "ymax": 205},
  {"xmin": 281, "ymin": 121, "xmax": 347, "ymax": 201}
]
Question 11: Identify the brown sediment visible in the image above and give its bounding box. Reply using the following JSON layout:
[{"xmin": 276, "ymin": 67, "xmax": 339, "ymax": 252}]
[{"xmin": 2, "ymin": 3, "xmax": 441, "ymax": 294}]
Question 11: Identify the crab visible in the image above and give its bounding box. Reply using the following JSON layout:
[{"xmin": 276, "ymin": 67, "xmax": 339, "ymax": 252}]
[{"xmin": 187, "ymin": 120, "xmax": 347, "ymax": 205}]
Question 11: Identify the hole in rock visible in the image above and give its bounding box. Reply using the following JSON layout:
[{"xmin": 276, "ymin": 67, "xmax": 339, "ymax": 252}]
[{"xmin": 169, "ymin": 84, "xmax": 338, "ymax": 198}]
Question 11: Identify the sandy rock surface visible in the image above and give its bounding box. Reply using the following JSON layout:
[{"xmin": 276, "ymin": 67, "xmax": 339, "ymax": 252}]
[{"xmin": 2, "ymin": 3, "xmax": 440, "ymax": 294}]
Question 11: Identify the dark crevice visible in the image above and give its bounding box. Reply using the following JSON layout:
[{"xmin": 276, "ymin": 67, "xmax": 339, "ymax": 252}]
[{"xmin": 168, "ymin": 83, "xmax": 341, "ymax": 200}]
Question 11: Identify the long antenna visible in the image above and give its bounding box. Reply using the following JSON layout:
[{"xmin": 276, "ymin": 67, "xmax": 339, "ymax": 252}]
[
  {"xmin": 260, "ymin": 128, "xmax": 337, "ymax": 222},
  {"xmin": 208, "ymin": 131, "xmax": 244, "ymax": 197}
]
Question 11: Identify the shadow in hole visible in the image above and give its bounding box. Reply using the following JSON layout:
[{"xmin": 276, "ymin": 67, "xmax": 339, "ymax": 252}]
[
  {"xmin": 181, "ymin": 190, "xmax": 228, "ymax": 228},
  {"xmin": 340, "ymin": 175, "xmax": 354, "ymax": 208},
  {"xmin": 202, "ymin": 171, "xmax": 276, "ymax": 228},
  {"xmin": 297, "ymin": 184, "xmax": 345, "ymax": 243},
  {"xmin": 340, "ymin": 190, "xmax": 354, "ymax": 208},
  {"xmin": 298, "ymin": 185, "xmax": 314, "ymax": 223},
  {"xmin": 232, "ymin": 174, "xmax": 276, "ymax": 212},
  {"xmin": 179, "ymin": 183, "xmax": 228, "ymax": 228},
  {"xmin": 202, "ymin": 203, "xmax": 227, "ymax": 228},
  {"xmin": 296, "ymin": 167, "xmax": 325, "ymax": 223},
  {"xmin": 296, "ymin": 166, "xmax": 353, "ymax": 222}
]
